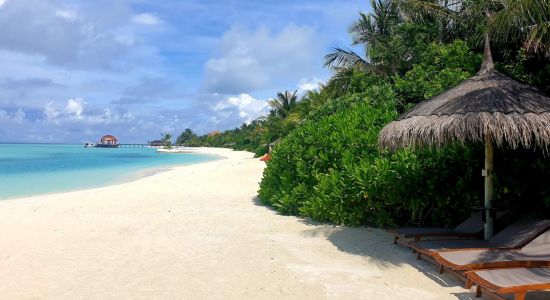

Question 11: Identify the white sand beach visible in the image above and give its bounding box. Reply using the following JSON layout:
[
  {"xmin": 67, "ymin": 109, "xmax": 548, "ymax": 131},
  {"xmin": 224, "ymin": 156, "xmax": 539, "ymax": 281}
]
[{"xmin": 0, "ymin": 148, "xmax": 474, "ymax": 299}]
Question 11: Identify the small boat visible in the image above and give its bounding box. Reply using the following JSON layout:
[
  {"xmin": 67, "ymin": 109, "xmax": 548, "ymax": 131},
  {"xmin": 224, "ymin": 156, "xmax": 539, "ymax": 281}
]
[{"xmin": 83, "ymin": 142, "xmax": 96, "ymax": 148}]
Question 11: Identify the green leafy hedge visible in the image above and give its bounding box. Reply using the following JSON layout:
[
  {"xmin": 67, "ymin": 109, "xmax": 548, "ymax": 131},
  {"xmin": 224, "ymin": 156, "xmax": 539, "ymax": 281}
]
[
  {"xmin": 258, "ymin": 86, "xmax": 550, "ymax": 227},
  {"xmin": 258, "ymin": 84, "xmax": 487, "ymax": 227}
]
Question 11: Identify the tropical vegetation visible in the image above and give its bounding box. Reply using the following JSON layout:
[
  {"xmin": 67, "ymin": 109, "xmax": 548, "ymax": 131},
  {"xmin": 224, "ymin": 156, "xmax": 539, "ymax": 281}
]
[
  {"xmin": 178, "ymin": 0, "xmax": 550, "ymax": 227},
  {"xmin": 160, "ymin": 133, "xmax": 173, "ymax": 149}
]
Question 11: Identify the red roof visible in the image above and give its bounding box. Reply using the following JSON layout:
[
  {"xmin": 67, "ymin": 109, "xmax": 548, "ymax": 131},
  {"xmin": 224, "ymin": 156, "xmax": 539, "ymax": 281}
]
[{"xmin": 101, "ymin": 135, "xmax": 118, "ymax": 141}]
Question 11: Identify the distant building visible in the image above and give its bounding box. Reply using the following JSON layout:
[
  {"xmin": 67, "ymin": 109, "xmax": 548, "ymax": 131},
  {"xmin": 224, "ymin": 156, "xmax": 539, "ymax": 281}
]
[
  {"xmin": 208, "ymin": 130, "xmax": 221, "ymax": 137},
  {"xmin": 97, "ymin": 135, "xmax": 119, "ymax": 148},
  {"xmin": 149, "ymin": 140, "xmax": 168, "ymax": 147}
]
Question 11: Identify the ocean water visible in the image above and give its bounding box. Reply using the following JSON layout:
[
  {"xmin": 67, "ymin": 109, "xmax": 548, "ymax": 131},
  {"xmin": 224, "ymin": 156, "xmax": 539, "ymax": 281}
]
[{"xmin": 0, "ymin": 144, "xmax": 220, "ymax": 200}]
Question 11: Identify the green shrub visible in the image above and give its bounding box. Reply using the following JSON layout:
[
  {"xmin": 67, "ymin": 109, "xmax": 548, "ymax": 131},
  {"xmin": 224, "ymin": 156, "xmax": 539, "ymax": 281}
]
[
  {"xmin": 259, "ymin": 86, "xmax": 550, "ymax": 227},
  {"xmin": 259, "ymin": 84, "xmax": 488, "ymax": 227},
  {"xmin": 394, "ymin": 40, "xmax": 481, "ymax": 108}
]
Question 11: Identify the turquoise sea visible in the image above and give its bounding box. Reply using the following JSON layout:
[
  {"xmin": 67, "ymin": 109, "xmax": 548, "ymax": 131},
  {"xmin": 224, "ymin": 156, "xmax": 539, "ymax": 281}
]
[{"xmin": 0, "ymin": 144, "xmax": 219, "ymax": 200}]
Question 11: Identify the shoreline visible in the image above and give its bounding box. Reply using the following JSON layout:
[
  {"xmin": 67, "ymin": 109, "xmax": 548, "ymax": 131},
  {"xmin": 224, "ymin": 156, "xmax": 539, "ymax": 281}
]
[
  {"xmin": 0, "ymin": 147, "xmax": 474, "ymax": 299},
  {"xmin": 0, "ymin": 147, "xmax": 226, "ymax": 202}
]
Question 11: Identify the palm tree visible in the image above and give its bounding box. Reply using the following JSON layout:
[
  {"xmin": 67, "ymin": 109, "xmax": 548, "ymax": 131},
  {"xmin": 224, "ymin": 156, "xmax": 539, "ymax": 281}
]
[
  {"xmin": 489, "ymin": 0, "xmax": 550, "ymax": 57},
  {"xmin": 268, "ymin": 90, "xmax": 298, "ymax": 118},
  {"xmin": 323, "ymin": 0, "xmax": 400, "ymax": 71},
  {"xmin": 160, "ymin": 133, "xmax": 172, "ymax": 149},
  {"xmin": 398, "ymin": 0, "xmax": 550, "ymax": 57}
]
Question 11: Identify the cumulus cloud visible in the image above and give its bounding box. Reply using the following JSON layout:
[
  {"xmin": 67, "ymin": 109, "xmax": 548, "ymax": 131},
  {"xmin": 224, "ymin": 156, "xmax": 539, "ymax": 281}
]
[
  {"xmin": 0, "ymin": 108, "xmax": 26, "ymax": 124},
  {"xmin": 213, "ymin": 93, "xmax": 269, "ymax": 124},
  {"xmin": 56, "ymin": 9, "xmax": 78, "ymax": 21},
  {"xmin": 39, "ymin": 98, "xmax": 138, "ymax": 128},
  {"xmin": 202, "ymin": 24, "xmax": 320, "ymax": 94},
  {"xmin": 298, "ymin": 77, "xmax": 324, "ymax": 93},
  {"xmin": 65, "ymin": 98, "xmax": 85, "ymax": 117},
  {"xmin": 132, "ymin": 13, "xmax": 162, "ymax": 25},
  {"xmin": 44, "ymin": 102, "xmax": 59, "ymax": 123},
  {"xmin": 0, "ymin": 0, "xmax": 132, "ymax": 69}
]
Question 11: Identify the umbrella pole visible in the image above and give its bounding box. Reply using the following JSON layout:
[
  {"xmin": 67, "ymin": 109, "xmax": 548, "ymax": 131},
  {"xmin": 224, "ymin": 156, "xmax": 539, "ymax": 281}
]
[{"xmin": 484, "ymin": 134, "xmax": 494, "ymax": 240}]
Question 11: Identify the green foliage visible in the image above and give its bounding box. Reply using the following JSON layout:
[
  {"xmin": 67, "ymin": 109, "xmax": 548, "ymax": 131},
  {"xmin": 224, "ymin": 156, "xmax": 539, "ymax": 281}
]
[
  {"xmin": 176, "ymin": 128, "xmax": 198, "ymax": 146},
  {"xmin": 254, "ymin": 144, "xmax": 269, "ymax": 157},
  {"xmin": 268, "ymin": 90, "xmax": 299, "ymax": 118},
  {"xmin": 489, "ymin": 0, "xmax": 550, "ymax": 58},
  {"xmin": 160, "ymin": 133, "xmax": 172, "ymax": 149},
  {"xmin": 259, "ymin": 85, "xmax": 487, "ymax": 226},
  {"xmin": 394, "ymin": 40, "xmax": 481, "ymax": 105}
]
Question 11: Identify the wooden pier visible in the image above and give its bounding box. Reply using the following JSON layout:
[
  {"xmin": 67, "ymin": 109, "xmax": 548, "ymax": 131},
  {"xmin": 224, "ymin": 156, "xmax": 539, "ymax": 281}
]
[{"xmin": 117, "ymin": 144, "xmax": 148, "ymax": 148}]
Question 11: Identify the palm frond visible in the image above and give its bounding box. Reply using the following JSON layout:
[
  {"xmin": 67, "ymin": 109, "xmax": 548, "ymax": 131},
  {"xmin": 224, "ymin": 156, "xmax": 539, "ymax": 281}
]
[
  {"xmin": 489, "ymin": 0, "xmax": 550, "ymax": 57},
  {"xmin": 397, "ymin": 0, "xmax": 459, "ymax": 21},
  {"xmin": 323, "ymin": 48, "xmax": 369, "ymax": 70},
  {"xmin": 324, "ymin": 68, "xmax": 357, "ymax": 98},
  {"xmin": 349, "ymin": 12, "xmax": 376, "ymax": 45}
]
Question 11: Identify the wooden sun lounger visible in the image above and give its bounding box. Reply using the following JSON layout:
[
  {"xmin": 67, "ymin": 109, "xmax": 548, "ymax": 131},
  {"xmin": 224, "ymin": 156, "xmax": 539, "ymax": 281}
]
[
  {"xmin": 465, "ymin": 267, "xmax": 550, "ymax": 300},
  {"xmin": 432, "ymin": 228, "xmax": 550, "ymax": 273},
  {"xmin": 410, "ymin": 219, "xmax": 550, "ymax": 260},
  {"xmin": 390, "ymin": 212, "xmax": 484, "ymax": 245}
]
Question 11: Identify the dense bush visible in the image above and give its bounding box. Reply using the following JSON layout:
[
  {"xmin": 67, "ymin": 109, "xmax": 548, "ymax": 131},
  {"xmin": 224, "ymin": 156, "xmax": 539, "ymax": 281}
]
[
  {"xmin": 258, "ymin": 84, "xmax": 491, "ymax": 226},
  {"xmin": 394, "ymin": 40, "xmax": 481, "ymax": 105},
  {"xmin": 259, "ymin": 89, "xmax": 550, "ymax": 227}
]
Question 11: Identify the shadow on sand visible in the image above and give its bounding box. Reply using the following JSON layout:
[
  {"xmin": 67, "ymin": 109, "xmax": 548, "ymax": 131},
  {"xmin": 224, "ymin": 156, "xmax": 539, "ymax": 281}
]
[{"xmin": 251, "ymin": 196, "xmax": 477, "ymax": 300}]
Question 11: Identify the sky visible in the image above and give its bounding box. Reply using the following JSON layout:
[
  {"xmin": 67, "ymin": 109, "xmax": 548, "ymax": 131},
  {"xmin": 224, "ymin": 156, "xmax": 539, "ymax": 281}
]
[{"xmin": 0, "ymin": 0, "xmax": 368, "ymax": 143}]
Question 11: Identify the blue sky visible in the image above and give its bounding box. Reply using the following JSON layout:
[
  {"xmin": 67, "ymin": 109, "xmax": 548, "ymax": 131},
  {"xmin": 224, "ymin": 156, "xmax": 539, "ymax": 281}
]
[{"xmin": 0, "ymin": 0, "xmax": 368, "ymax": 143}]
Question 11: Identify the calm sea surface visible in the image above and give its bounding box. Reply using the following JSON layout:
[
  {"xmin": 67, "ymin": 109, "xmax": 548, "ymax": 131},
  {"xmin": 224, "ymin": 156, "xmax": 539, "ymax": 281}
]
[{"xmin": 0, "ymin": 144, "xmax": 220, "ymax": 200}]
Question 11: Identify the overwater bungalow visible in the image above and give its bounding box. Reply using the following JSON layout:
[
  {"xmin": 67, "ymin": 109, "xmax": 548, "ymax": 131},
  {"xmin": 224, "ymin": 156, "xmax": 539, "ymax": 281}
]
[{"xmin": 97, "ymin": 135, "xmax": 119, "ymax": 148}]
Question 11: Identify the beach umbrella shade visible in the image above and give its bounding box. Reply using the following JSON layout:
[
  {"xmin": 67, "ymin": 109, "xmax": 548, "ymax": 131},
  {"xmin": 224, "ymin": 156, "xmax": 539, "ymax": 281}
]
[{"xmin": 378, "ymin": 35, "xmax": 550, "ymax": 240}]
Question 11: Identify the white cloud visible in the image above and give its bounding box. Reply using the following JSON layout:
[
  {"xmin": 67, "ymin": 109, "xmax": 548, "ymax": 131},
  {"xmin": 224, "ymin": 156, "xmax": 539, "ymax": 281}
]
[
  {"xmin": 0, "ymin": 0, "xmax": 6, "ymax": 9},
  {"xmin": 56, "ymin": 9, "xmax": 77, "ymax": 21},
  {"xmin": 298, "ymin": 77, "xmax": 324, "ymax": 93},
  {"xmin": 213, "ymin": 93, "xmax": 269, "ymax": 124},
  {"xmin": 0, "ymin": 0, "xmax": 132, "ymax": 69},
  {"xmin": 132, "ymin": 13, "xmax": 161, "ymax": 25},
  {"xmin": 44, "ymin": 102, "xmax": 59, "ymax": 123},
  {"xmin": 0, "ymin": 108, "xmax": 25, "ymax": 124},
  {"xmin": 41, "ymin": 98, "xmax": 137, "ymax": 127},
  {"xmin": 65, "ymin": 98, "xmax": 85, "ymax": 117},
  {"xmin": 202, "ymin": 24, "xmax": 320, "ymax": 94}
]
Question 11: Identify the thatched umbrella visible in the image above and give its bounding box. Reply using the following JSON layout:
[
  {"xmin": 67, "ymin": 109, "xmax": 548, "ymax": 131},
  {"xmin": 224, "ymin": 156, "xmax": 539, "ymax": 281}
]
[{"xmin": 378, "ymin": 35, "xmax": 550, "ymax": 239}]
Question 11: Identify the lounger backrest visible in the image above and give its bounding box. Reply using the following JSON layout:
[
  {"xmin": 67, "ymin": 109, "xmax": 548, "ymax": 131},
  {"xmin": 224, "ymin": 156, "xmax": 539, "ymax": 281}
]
[
  {"xmin": 488, "ymin": 219, "xmax": 550, "ymax": 248},
  {"xmin": 454, "ymin": 212, "xmax": 484, "ymax": 234},
  {"xmin": 522, "ymin": 228, "xmax": 550, "ymax": 252},
  {"xmin": 454, "ymin": 211, "xmax": 507, "ymax": 234}
]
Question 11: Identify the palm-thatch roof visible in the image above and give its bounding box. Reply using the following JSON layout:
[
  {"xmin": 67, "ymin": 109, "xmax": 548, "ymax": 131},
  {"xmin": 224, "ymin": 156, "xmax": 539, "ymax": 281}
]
[{"xmin": 378, "ymin": 43, "xmax": 550, "ymax": 151}]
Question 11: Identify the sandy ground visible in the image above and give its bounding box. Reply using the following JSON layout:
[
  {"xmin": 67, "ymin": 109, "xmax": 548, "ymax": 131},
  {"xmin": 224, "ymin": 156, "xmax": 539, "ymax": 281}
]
[{"xmin": 0, "ymin": 148, "xmax": 490, "ymax": 299}]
